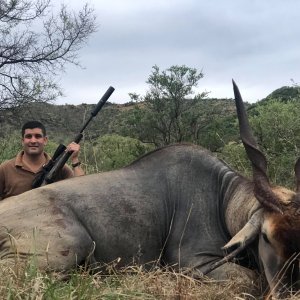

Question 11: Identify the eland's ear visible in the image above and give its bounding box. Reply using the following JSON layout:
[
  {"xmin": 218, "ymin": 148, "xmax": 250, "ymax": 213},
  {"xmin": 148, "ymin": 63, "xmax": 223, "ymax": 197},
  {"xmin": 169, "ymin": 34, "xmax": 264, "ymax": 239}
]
[
  {"xmin": 233, "ymin": 80, "xmax": 283, "ymax": 214},
  {"xmin": 222, "ymin": 209, "xmax": 262, "ymax": 252}
]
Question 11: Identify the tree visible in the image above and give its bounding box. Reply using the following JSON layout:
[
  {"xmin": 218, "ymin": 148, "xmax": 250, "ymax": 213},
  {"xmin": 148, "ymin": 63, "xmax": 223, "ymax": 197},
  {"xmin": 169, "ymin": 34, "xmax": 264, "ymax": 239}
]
[
  {"xmin": 131, "ymin": 65, "xmax": 207, "ymax": 146},
  {"xmin": 250, "ymin": 99, "xmax": 300, "ymax": 187},
  {"xmin": 221, "ymin": 99, "xmax": 300, "ymax": 188},
  {"xmin": 0, "ymin": 0, "xmax": 96, "ymax": 110}
]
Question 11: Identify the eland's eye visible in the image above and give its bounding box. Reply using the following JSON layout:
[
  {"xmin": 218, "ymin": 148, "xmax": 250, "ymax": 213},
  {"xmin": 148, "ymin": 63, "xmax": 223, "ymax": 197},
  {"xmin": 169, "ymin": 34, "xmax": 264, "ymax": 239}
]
[{"xmin": 262, "ymin": 232, "xmax": 270, "ymax": 244}]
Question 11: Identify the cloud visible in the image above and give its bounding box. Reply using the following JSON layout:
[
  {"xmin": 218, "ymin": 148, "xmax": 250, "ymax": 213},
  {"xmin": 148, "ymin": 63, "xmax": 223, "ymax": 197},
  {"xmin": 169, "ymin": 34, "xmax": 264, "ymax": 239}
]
[{"xmin": 54, "ymin": 0, "xmax": 300, "ymax": 104}]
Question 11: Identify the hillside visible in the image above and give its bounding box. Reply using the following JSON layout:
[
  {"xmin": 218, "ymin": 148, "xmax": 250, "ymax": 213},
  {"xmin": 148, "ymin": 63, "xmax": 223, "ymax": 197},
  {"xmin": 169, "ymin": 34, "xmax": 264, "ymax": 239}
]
[
  {"xmin": 0, "ymin": 98, "xmax": 237, "ymax": 146},
  {"xmin": 262, "ymin": 86, "xmax": 300, "ymax": 102},
  {"xmin": 0, "ymin": 102, "xmax": 131, "ymax": 141}
]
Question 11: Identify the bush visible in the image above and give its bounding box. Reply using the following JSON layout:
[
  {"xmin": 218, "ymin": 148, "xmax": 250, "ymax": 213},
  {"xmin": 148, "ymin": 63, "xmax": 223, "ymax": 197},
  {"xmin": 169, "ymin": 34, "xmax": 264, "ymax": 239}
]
[
  {"xmin": 0, "ymin": 131, "xmax": 22, "ymax": 163},
  {"xmin": 82, "ymin": 134, "xmax": 154, "ymax": 174}
]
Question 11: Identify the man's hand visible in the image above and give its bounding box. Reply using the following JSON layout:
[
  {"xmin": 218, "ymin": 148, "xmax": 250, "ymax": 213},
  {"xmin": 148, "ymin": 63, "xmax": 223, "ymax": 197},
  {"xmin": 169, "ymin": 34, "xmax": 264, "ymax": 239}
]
[
  {"xmin": 66, "ymin": 142, "xmax": 81, "ymax": 164},
  {"xmin": 66, "ymin": 142, "xmax": 84, "ymax": 176}
]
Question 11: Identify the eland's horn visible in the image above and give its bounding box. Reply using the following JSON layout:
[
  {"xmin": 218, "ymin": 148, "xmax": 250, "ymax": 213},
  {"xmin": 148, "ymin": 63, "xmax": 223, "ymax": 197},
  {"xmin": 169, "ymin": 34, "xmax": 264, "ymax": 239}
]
[
  {"xmin": 232, "ymin": 80, "xmax": 282, "ymax": 213},
  {"xmin": 294, "ymin": 158, "xmax": 300, "ymax": 192}
]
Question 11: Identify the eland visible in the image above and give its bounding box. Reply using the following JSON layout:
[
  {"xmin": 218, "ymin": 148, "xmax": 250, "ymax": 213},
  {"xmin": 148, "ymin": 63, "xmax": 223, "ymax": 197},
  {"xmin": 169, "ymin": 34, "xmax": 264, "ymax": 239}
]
[{"xmin": 0, "ymin": 81, "xmax": 299, "ymax": 298}]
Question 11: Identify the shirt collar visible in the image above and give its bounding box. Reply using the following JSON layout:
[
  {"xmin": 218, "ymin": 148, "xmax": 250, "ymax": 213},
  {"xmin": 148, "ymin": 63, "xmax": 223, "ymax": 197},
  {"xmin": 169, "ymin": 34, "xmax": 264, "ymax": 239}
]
[{"xmin": 15, "ymin": 151, "xmax": 51, "ymax": 168}]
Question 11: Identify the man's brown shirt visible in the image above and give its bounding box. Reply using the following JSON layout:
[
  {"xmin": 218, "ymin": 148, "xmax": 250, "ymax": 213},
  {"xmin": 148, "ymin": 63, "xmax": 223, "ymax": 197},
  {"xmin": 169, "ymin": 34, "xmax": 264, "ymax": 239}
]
[{"xmin": 0, "ymin": 151, "xmax": 73, "ymax": 199}]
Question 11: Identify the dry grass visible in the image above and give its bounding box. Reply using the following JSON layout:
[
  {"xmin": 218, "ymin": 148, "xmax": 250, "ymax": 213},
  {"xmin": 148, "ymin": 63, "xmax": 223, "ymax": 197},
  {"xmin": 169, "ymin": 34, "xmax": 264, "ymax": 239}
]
[
  {"xmin": 1, "ymin": 260, "xmax": 300, "ymax": 299},
  {"xmin": 0, "ymin": 260, "xmax": 263, "ymax": 300}
]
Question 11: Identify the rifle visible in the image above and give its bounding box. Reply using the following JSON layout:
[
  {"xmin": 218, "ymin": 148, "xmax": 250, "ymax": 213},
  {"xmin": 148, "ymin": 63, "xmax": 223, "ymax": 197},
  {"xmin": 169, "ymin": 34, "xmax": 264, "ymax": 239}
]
[{"xmin": 32, "ymin": 86, "xmax": 115, "ymax": 188}]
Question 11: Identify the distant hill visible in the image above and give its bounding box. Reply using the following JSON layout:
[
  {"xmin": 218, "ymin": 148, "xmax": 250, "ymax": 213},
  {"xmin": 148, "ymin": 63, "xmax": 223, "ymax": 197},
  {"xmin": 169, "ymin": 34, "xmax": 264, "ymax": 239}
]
[
  {"xmin": 0, "ymin": 101, "xmax": 131, "ymax": 142},
  {"xmin": 0, "ymin": 98, "xmax": 236, "ymax": 144},
  {"xmin": 263, "ymin": 86, "xmax": 300, "ymax": 102}
]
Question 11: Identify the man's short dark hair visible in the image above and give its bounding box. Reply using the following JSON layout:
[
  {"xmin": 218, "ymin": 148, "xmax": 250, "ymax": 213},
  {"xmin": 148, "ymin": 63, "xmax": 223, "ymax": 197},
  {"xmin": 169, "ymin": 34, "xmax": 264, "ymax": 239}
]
[{"xmin": 21, "ymin": 121, "xmax": 47, "ymax": 137}]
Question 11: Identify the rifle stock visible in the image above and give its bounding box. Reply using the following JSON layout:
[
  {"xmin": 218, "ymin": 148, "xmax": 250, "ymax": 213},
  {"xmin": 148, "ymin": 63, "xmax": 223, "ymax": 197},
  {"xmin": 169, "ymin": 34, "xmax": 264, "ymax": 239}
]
[{"xmin": 34, "ymin": 86, "xmax": 115, "ymax": 187}]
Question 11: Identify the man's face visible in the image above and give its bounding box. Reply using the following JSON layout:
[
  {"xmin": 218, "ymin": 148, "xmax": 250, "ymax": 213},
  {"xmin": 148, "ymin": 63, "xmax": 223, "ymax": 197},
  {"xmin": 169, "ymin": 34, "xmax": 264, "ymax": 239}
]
[{"xmin": 22, "ymin": 128, "xmax": 48, "ymax": 156}]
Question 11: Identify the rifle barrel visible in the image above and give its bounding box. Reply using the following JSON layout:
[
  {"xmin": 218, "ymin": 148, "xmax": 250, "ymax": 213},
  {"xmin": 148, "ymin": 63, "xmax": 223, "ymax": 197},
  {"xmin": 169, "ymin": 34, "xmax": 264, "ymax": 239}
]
[
  {"xmin": 39, "ymin": 86, "xmax": 115, "ymax": 186},
  {"xmin": 79, "ymin": 86, "xmax": 115, "ymax": 133}
]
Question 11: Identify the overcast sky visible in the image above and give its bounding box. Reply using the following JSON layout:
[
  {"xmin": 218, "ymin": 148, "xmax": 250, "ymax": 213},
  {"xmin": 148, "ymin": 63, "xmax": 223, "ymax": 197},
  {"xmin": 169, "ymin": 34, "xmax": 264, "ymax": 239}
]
[{"xmin": 53, "ymin": 0, "xmax": 300, "ymax": 105}]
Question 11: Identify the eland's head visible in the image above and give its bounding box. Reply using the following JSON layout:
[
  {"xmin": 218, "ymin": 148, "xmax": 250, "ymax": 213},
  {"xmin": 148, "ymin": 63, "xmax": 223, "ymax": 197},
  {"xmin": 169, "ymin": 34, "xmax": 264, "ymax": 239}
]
[{"xmin": 231, "ymin": 80, "xmax": 300, "ymax": 297}]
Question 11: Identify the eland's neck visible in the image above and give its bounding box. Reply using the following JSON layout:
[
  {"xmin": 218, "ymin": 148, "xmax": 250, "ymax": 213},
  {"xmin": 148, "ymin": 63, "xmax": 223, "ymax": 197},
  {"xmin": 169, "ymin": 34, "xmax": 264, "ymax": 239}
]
[{"xmin": 224, "ymin": 178, "xmax": 261, "ymax": 237}]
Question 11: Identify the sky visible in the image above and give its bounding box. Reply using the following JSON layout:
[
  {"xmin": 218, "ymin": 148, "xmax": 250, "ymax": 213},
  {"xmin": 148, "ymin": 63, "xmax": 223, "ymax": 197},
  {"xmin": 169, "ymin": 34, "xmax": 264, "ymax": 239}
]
[{"xmin": 52, "ymin": 0, "xmax": 300, "ymax": 105}]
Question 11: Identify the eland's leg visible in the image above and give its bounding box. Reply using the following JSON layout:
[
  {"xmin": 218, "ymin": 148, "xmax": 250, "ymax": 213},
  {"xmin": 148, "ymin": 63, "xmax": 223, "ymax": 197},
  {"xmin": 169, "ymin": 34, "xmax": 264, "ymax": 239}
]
[
  {"xmin": 205, "ymin": 262, "xmax": 263, "ymax": 297},
  {"xmin": 0, "ymin": 218, "xmax": 95, "ymax": 272},
  {"xmin": 181, "ymin": 258, "xmax": 263, "ymax": 298}
]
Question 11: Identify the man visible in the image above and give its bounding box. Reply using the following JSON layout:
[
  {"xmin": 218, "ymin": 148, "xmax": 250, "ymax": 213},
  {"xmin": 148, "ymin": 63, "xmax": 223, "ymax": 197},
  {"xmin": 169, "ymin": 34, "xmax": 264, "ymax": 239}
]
[{"xmin": 0, "ymin": 121, "xmax": 85, "ymax": 200}]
